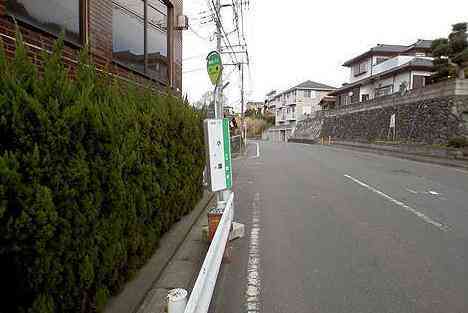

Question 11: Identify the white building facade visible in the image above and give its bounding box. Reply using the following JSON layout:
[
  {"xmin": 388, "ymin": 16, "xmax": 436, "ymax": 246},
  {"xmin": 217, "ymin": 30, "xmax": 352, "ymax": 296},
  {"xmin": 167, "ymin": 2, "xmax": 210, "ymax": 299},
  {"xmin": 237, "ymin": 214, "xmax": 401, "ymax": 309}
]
[
  {"xmin": 265, "ymin": 81, "xmax": 336, "ymax": 142},
  {"xmin": 331, "ymin": 40, "xmax": 434, "ymax": 107}
]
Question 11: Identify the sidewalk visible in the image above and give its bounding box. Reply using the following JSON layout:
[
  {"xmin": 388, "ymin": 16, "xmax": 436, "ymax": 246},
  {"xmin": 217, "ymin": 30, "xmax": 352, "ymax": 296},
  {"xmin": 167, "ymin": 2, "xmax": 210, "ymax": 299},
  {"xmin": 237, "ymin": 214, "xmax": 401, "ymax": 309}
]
[{"xmin": 104, "ymin": 191, "xmax": 215, "ymax": 313}]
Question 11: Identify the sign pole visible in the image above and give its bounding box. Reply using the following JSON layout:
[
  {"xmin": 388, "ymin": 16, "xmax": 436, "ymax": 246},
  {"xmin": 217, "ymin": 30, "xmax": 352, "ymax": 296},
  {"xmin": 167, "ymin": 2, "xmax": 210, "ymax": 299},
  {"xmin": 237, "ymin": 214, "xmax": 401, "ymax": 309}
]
[{"xmin": 206, "ymin": 50, "xmax": 231, "ymax": 208}]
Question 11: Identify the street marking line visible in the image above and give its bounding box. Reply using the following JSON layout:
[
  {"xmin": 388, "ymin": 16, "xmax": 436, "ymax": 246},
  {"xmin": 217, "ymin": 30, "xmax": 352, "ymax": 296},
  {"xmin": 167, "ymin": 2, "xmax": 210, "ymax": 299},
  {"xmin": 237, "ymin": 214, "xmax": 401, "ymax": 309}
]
[
  {"xmin": 406, "ymin": 188, "xmax": 418, "ymax": 194},
  {"xmin": 245, "ymin": 192, "xmax": 262, "ymax": 312},
  {"xmin": 344, "ymin": 174, "xmax": 448, "ymax": 231}
]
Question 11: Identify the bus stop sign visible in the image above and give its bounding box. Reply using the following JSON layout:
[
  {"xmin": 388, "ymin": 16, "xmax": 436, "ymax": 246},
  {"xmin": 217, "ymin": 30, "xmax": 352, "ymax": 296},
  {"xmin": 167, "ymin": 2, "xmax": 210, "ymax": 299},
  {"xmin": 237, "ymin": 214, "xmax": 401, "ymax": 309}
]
[{"xmin": 207, "ymin": 51, "xmax": 223, "ymax": 85}]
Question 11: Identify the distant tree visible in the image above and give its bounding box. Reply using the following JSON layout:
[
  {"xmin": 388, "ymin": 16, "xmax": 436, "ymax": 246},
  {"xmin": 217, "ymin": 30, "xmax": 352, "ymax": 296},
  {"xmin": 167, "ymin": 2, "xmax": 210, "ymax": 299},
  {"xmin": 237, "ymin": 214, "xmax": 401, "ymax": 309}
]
[
  {"xmin": 244, "ymin": 108, "xmax": 259, "ymax": 118},
  {"xmin": 431, "ymin": 22, "xmax": 468, "ymax": 81},
  {"xmin": 192, "ymin": 91, "xmax": 228, "ymax": 111}
]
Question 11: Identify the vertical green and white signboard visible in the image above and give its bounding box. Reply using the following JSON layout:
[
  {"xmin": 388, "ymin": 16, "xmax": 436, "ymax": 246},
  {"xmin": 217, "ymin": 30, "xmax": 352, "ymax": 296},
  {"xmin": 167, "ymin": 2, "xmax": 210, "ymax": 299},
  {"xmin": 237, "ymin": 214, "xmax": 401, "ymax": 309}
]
[
  {"xmin": 222, "ymin": 118, "xmax": 232, "ymax": 189},
  {"xmin": 204, "ymin": 118, "xmax": 232, "ymax": 192}
]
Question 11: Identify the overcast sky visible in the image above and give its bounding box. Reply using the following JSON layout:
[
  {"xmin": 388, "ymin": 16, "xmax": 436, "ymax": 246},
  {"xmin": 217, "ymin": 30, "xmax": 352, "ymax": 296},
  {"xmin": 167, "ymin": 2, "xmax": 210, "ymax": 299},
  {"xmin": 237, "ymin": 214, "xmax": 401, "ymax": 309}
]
[{"xmin": 183, "ymin": 0, "xmax": 468, "ymax": 111}]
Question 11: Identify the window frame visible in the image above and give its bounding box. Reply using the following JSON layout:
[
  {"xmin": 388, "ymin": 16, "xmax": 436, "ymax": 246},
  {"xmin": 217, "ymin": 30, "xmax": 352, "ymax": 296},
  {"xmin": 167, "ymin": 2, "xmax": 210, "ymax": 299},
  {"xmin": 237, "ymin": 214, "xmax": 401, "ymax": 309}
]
[
  {"xmin": 353, "ymin": 60, "xmax": 368, "ymax": 77},
  {"xmin": 375, "ymin": 85, "xmax": 393, "ymax": 97},
  {"xmin": 412, "ymin": 75, "xmax": 426, "ymax": 89},
  {"xmin": 375, "ymin": 57, "xmax": 389, "ymax": 65},
  {"xmin": 461, "ymin": 112, "xmax": 468, "ymax": 130},
  {"xmin": 112, "ymin": 0, "xmax": 172, "ymax": 85},
  {"xmin": 6, "ymin": 0, "xmax": 86, "ymax": 47}
]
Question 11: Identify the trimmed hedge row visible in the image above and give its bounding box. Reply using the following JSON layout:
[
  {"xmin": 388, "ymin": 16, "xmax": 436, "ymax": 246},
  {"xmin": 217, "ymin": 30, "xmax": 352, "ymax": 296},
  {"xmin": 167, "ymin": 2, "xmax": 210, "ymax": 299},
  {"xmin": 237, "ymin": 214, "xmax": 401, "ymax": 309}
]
[{"xmin": 0, "ymin": 34, "xmax": 205, "ymax": 313}]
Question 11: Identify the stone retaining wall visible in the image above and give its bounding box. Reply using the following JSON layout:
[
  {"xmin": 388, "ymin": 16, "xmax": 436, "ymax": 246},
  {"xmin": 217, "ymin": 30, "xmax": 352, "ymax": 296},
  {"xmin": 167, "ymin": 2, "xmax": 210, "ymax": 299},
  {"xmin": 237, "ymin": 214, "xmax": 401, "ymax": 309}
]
[{"xmin": 293, "ymin": 80, "xmax": 468, "ymax": 145}]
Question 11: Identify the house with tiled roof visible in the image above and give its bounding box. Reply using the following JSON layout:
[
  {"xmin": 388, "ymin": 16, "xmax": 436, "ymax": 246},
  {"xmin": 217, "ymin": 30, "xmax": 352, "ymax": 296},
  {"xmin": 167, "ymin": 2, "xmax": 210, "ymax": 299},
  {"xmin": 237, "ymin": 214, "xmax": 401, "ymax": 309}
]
[
  {"xmin": 329, "ymin": 40, "xmax": 434, "ymax": 107},
  {"xmin": 265, "ymin": 80, "xmax": 336, "ymax": 141}
]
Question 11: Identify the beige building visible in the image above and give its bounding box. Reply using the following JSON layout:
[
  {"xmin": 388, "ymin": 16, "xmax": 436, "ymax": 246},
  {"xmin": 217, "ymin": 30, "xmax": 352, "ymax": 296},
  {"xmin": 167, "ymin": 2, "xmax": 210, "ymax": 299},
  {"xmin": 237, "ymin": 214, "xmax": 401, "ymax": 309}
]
[{"xmin": 265, "ymin": 80, "xmax": 336, "ymax": 141}]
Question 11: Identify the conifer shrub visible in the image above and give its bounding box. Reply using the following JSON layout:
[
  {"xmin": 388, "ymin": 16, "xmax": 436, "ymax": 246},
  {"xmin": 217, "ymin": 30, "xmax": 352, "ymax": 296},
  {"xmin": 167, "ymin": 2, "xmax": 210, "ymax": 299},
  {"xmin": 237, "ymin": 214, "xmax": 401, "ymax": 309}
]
[{"xmin": 0, "ymin": 33, "xmax": 205, "ymax": 313}]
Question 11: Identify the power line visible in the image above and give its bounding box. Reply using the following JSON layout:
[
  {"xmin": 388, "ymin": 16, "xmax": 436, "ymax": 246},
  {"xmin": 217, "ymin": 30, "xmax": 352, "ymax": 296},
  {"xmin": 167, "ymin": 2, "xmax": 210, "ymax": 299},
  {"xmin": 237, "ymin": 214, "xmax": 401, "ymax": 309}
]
[
  {"xmin": 183, "ymin": 67, "xmax": 205, "ymax": 74},
  {"xmin": 208, "ymin": 0, "xmax": 239, "ymax": 65}
]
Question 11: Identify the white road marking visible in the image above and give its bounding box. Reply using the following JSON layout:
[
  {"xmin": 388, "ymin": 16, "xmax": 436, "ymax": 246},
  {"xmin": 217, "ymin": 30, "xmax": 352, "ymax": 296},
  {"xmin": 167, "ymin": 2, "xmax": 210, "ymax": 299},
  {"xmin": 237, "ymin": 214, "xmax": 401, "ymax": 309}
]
[
  {"xmin": 344, "ymin": 174, "xmax": 448, "ymax": 231},
  {"xmin": 453, "ymin": 168, "xmax": 468, "ymax": 174},
  {"xmin": 245, "ymin": 192, "xmax": 262, "ymax": 312},
  {"xmin": 406, "ymin": 188, "xmax": 443, "ymax": 197}
]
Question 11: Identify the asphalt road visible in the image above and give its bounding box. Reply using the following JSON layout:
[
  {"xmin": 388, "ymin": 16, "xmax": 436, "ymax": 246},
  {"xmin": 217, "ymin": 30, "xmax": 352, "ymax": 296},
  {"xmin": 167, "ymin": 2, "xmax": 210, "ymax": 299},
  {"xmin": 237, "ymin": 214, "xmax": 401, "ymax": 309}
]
[{"xmin": 210, "ymin": 141, "xmax": 468, "ymax": 313}]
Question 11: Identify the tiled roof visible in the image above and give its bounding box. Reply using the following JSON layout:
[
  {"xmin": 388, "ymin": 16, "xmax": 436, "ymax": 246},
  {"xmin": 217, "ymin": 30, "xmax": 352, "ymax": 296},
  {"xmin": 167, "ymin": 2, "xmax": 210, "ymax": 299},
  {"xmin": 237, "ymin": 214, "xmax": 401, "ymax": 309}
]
[
  {"xmin": 371, "ymin": 44, "xmax": 408, "ymax": 53},
  {"xmin": 292, "ymin": 80, "xmax": 337, "ymax": 90},
  {"xmin": 268, "ymin": 80, "xmax": 337, "ymax": 100},
  {"xmin": 343, "ymin": 40, "xmax": 433, "ymax": 66},
  {"xmin": 410, "ymin": 39, "xmax": 433, "ymax": 49}
]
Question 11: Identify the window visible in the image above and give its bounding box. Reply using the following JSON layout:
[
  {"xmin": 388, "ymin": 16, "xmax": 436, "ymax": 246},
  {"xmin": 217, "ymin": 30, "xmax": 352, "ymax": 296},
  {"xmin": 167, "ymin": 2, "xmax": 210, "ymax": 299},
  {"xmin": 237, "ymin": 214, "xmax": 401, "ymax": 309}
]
[
  {"xmin": 147, "ymin": 0, "xmax": 169, "ymax": 81},
  {"xmin": 353, "ymin": 64, "xmax": 360, "ymax": 75},
  {"xmin": 361, "ymin": 94, "xmax": 369, "ymax": 102},
  {"xmin": 304, "ymin": 90, "xmax": 311, "ymax": 98},
  {"xmin": 375, "ymin": 85, "xmax": 393, "ymax": 97},
  {"xmin": 353, "ymin": 60, "xmax": 368, "ymax": 76},
  {"xmin": 113, "ymin": 1, "xmax": 145, "ymax": 73},
  {"xmin": 375, "ymin": 57, "xmax": 389, "ymax": 65},
  {"xmin": 412, "ymin": 75, "xmax": 426, "ymax": 89},
  {"xmin": 340, "ymin": 94, "xmax": 350, "ymax": 106},
  {"xmin": 7, "ymin": 0, "xmax": 82, "ymax": 44},
  {"xmin": 113, "ymin": 0, "xmax": 169, "ymax": 82},
  {"xmin": 359, "ymin": 62, "xmax": 368, "ymax": 74},
  {"xmin": 462, "ymin": 112, "xmax": 468, "ymax": 130}
]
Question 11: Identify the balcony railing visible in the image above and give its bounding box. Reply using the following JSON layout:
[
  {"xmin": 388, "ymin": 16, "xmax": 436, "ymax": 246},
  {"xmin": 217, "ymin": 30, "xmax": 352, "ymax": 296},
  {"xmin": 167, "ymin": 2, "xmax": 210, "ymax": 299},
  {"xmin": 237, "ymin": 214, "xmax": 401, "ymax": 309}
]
[
  {"xmin": 285, "ymin": 97, "xmax": 298, "ymax": 105},
  {"xmin": 276, "ymin": 113, "xmax": 287, "ymax": 121},
  {"xmin": 372, "ymin": 55, "xmax": 431, "ymax": 76},
  {"xmin": 288, "ymin": 113, "xmax": 296, "ymax": 120}
]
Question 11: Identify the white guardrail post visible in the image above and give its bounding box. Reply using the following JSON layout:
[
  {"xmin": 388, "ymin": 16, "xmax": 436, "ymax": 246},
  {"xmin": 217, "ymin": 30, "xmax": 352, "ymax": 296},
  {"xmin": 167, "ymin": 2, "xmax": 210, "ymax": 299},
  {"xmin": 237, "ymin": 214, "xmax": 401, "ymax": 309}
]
[{"xmin": 179, "ymin": 191, "xmax": 234, "ymax": 313}]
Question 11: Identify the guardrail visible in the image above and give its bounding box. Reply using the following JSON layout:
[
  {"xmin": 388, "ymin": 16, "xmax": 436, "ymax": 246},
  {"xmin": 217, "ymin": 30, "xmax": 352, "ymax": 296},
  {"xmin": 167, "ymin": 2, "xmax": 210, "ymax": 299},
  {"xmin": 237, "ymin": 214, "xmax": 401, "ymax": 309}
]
[{"xmin": 170, "ymin": 191, "xmax": 234, "ymax": 313}]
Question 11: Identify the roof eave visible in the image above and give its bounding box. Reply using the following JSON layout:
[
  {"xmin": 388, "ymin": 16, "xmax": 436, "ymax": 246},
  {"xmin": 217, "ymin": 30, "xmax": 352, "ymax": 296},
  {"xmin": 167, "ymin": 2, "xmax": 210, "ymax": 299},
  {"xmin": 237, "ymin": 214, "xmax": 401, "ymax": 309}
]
[{"xmin": 342, "ymin": 51, "xmax": 372, "ymax": 67}]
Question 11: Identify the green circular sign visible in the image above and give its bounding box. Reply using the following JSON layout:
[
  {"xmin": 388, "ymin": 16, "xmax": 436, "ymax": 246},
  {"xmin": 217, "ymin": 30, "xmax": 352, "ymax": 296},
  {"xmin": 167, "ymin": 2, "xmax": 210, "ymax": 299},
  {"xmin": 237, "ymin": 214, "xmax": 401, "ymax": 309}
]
[{"xmin": 207, "ymin": 51, "xmax": 223, "ymax": 85}]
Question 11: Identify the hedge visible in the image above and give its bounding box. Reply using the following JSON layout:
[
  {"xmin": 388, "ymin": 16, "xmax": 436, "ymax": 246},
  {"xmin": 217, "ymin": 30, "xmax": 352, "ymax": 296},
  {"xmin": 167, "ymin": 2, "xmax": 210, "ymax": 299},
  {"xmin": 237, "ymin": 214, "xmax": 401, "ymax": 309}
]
[{"xmin": 0, "ymin": 33, "xmax": 205, "ymax": 313}]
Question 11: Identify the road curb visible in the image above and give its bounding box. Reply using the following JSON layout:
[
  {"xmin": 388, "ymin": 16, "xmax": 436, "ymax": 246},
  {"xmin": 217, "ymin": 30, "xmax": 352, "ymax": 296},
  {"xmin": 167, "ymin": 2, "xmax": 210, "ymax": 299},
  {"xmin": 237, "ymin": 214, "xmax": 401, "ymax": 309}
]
[
  {"xmin": 104, "ymin": 191, "xmax": 216, "ymax": 313},
  {"xmin": 289, "ymin": 139, "xmax": 468, "ymax": 171}
]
